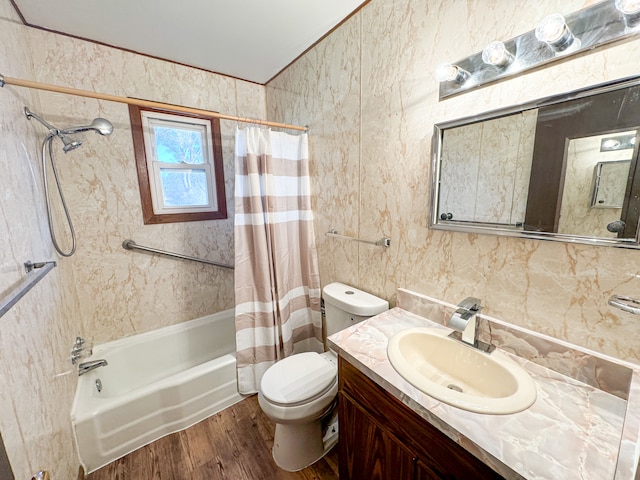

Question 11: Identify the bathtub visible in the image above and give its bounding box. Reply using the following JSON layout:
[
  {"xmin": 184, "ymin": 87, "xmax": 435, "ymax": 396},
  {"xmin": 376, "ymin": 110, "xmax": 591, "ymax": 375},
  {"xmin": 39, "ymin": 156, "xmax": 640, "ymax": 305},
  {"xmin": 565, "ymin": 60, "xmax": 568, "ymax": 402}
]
[{"xmin": 71, "ymin": 309, "xmax": 245, "ymax": 473}]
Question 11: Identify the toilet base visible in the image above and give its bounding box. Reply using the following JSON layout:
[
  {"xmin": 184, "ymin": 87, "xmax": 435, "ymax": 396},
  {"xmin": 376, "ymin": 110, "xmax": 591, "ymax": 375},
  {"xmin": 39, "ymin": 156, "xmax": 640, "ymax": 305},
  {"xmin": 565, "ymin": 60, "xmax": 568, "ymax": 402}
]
[{"xmin": 272, "ymin": 418, "xmax": 338, "ymax": 472}]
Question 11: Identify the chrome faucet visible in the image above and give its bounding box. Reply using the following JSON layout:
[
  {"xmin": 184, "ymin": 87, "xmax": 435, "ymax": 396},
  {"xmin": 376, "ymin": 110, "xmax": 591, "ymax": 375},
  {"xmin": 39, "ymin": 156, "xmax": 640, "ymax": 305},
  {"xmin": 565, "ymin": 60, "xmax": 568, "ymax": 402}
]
[
  {"xmin": 78, "ymin": 359, "xmax": 108, "ymax": 376},
  {"xmin": 448, "ymin": 297, "xmax": 494, "ymax": 353},
  {"xmin": 71, "ymin": 336, "xmax": 92, "ymax": 365}
]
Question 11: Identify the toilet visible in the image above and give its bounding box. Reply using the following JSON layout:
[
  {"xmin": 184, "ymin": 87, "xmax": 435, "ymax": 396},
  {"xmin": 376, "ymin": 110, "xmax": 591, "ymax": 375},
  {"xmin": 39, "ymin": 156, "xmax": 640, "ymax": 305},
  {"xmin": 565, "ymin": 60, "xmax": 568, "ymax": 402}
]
[{"xmin": 258, "ymin": 282, "xmax": 388, "ymax": 471}]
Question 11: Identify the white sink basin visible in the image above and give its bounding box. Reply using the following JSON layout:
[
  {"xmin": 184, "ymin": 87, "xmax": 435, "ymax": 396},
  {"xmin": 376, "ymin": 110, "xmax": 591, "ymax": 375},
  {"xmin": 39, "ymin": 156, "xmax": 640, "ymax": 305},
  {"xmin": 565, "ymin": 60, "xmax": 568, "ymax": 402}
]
[{"xmin": 387, "ymin": 327, "xmax": 537, "ymax": 414}]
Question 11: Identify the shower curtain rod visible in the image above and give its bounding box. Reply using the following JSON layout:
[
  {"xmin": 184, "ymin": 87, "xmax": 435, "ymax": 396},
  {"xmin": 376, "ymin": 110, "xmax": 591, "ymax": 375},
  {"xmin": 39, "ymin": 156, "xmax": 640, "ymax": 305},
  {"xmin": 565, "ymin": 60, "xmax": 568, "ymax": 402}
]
[{"xmin": 0, "ymin": 73, "xmax": 307, "ymax": 132}]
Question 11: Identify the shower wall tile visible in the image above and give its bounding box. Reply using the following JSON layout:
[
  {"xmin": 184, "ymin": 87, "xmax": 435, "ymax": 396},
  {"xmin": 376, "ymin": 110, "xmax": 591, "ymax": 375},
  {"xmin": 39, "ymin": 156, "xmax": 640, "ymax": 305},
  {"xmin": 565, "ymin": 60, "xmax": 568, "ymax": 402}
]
[
  {"xmin": 0, "ymin": 2, "xmax": 83, "ymax": 479},
  {"xmin": 23, "ymin": 28, "xmax": 265, "ymax": 344},
  {"xmin": 0, "ymin": 1, "xmax": 262, "ymax": 477},
  {"xmin": 267, "ymin": 14, "xmax": 362, "ymax": 288},
  {"xmin": 265, "ymin": 0, "xmax": 640, "ymax": 364}
]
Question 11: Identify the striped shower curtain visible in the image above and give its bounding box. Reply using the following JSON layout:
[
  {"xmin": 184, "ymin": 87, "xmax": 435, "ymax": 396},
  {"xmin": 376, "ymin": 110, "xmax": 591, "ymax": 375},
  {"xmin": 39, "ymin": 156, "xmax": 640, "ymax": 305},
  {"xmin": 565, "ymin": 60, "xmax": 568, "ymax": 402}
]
[{"xmin": 234, "ymin": 126, "xmax": 323, "ymax": 394}]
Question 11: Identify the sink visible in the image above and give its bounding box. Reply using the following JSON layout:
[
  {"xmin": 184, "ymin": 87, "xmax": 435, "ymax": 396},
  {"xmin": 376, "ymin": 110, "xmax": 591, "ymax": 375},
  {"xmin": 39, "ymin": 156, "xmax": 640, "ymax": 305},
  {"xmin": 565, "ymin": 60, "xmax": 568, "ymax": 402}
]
[{"xmin": 387, "ymin": 327, "xmax": 537, "ymax": 414}]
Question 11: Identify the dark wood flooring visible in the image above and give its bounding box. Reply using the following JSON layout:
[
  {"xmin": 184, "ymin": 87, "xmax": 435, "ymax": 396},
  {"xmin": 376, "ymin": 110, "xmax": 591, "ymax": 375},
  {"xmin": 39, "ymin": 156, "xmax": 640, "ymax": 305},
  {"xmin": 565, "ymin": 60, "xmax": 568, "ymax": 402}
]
[{"xmin": 86, "ymin": 395, "xmax": 339, "ymax": 480}]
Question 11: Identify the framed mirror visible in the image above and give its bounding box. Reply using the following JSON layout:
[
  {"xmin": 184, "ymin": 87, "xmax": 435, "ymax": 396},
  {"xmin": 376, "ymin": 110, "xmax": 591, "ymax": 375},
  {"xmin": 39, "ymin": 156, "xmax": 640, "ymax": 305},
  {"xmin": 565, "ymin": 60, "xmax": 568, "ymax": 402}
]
[{"xmin": 430, "ymin": 75, "xmax": 640, "ymax": 248}]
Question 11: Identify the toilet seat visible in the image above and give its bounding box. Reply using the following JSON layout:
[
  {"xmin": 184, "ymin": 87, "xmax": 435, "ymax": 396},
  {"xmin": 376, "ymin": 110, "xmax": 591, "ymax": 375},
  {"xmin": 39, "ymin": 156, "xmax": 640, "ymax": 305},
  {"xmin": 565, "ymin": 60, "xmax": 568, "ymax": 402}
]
[{"xmin": 261, "ymin": 352, "xmax": 337, "ymax": 406}]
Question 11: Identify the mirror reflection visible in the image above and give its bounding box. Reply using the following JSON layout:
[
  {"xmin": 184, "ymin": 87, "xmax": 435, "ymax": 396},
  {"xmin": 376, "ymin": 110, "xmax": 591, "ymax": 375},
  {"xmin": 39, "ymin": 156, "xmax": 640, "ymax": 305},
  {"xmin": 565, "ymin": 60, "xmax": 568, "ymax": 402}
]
[{"xmin": 432, "ymin": 77, "xmax": 640, "ymax": 247}]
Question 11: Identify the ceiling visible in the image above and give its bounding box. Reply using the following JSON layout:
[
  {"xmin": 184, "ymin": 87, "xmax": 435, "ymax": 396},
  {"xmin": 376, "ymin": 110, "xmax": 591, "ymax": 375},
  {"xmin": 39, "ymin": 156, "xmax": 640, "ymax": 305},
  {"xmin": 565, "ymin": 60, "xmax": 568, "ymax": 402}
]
[{"xmin": 11, "ymin": 0, "xmax": 368, "ymax": 84}]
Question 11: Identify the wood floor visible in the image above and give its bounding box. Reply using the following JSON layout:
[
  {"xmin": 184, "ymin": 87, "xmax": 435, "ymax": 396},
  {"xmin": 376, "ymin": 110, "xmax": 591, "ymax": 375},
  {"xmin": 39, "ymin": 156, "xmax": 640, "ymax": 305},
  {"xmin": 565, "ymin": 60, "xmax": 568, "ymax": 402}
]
[{"xmin": 86, "ymin": 395, "xmax": 339, "ymax": 480}]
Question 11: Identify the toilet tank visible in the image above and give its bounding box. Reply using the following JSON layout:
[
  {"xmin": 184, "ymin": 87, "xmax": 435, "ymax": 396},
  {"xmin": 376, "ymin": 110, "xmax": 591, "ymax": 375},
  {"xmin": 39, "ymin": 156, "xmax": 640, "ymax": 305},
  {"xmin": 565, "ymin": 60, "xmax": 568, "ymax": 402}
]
[{"xmin": 322, "ymin": 283, "xmax": 389, "ymax": 336}]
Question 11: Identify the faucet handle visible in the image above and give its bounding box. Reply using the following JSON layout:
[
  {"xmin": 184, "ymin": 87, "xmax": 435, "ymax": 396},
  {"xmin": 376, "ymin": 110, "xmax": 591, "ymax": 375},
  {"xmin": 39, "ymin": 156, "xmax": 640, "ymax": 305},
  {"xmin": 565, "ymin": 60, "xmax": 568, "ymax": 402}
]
[
  {"xmin": 458, "ymin": 297, "xmax": 482, "ymax": 312},
  {"xmin": 70, "ymin": 336, "xmax": 93, "ymax": 364},
  {"xmin": 449, "ymin": 297, "xmax": 482, "ymax": 334},
  {"xmin": 72, "ymin": 336, "xmax": 93, "ymax": 351}
]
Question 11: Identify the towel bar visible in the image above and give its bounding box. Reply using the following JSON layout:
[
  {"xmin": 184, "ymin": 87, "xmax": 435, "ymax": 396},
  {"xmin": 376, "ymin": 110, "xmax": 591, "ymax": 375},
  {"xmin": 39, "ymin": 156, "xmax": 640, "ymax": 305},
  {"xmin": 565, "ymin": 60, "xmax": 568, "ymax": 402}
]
[
  {"xmin": 608, "ymin": 294, "xmax": 640, "ymax": 315},
  {"xmin": 325, "ymin": 229, "xmax": 391, "ymax": 248}
]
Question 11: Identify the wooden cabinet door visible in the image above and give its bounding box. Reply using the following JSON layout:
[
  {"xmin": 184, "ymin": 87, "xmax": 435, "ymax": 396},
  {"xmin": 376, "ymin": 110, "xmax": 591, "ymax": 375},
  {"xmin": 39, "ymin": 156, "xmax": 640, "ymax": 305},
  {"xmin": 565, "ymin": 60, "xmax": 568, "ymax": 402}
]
[
  {"xmin": 338, "ymin": 357, "xmax": 506, "ymax": 480},
  {"xmin": 414, "ymin": 458, "xmax": 446, "ymax": 480},
  {"xmin": 339, "ymin": 390, "xmax": 414, "ymax": 480}
]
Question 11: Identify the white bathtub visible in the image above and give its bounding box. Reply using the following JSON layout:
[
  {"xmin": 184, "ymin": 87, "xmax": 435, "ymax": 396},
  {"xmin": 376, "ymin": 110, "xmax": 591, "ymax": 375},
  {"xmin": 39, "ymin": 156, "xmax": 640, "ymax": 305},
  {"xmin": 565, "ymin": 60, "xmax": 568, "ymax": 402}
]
[{"xmin": 71, "ymin": 309, "xmax": 245, "ymax": 473}]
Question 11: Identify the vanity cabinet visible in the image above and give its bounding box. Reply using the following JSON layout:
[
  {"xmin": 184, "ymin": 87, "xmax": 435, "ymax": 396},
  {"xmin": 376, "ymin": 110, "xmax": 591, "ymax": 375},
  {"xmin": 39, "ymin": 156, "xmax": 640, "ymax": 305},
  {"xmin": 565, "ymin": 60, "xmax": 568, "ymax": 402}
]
[{"xmin": 338, "ymin": 357, "xmax": 504, "ymax": 480}]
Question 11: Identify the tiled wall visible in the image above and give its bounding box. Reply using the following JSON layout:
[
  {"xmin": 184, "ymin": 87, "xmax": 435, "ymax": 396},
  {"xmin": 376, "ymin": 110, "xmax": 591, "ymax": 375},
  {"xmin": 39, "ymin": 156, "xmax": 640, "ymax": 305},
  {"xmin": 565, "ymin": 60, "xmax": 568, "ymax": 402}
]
[
  {"xmin": 266, "ymin": 0, "xmax": 640, "ymax": 364},
  {"xmin": 25, "ymin": 29, "xmax": 265, "ymax": 344},
  {"xmin": 0, "ymin": 0, "xmax": 263, "ymax": 476},
  {"xmin": 0, "ymin": 2, "xmax": 83, "ymax": 477}
]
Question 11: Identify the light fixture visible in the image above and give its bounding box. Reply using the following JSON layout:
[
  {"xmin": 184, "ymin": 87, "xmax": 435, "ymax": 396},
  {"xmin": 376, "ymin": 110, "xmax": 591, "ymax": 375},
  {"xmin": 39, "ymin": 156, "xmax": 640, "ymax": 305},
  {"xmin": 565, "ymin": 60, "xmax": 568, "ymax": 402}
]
[
  {"xmin": 602, "ymin": 138, "xmax": 621, "ymax": 150},
  {"xmin": 616, "ymin": 0, "xmax": 640, "ymax": 28},
  {"xmin": 535, "ymin": 14, "xmax": 579, "ymax": 53},
  {"xmin": 434, "ymin": 63, "xmax": 469, "ymax": 84},
  {"xmin": 600, "ymin": 134, "xmax": 637, "ymax": 151},
  {"xmin": 481, "ymin": 41, "xmax": 514, "ymax": 67},
  {"xmin": 438, "ymin": 1, "xmax": 640, "ymax": 100}
]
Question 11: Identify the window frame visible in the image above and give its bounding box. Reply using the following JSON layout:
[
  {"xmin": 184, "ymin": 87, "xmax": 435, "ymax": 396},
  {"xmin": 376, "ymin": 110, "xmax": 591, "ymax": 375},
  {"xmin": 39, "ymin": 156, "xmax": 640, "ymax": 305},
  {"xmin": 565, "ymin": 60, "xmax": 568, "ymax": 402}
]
[{"xmin": 129, "ymin": 104, "xmax": 227, "ymax": 224}]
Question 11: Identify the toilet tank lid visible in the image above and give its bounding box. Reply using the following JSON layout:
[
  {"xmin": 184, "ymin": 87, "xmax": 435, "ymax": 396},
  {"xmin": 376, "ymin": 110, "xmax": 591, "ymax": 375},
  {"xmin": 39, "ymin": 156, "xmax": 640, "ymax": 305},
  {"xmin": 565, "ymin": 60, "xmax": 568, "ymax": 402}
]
[{"xmin": 322, "ymin": 283, "xmax": 389, "ymax": 316}]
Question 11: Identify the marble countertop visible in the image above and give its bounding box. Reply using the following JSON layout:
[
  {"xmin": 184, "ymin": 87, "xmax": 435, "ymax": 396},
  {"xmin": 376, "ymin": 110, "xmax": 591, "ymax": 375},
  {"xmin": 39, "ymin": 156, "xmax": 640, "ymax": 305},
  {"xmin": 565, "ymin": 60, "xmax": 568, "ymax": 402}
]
[{"xmin": 328, "ymin": 306, "xmax": 640, "ymax": 480}]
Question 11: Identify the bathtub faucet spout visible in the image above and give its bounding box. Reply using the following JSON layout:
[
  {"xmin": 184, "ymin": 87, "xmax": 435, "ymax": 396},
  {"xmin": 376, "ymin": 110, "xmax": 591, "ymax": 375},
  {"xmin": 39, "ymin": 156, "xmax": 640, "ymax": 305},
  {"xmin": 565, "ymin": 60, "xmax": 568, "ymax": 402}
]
[{"xmin": 78, "ymin": 359, "xmax": 108, "ymax": 376}]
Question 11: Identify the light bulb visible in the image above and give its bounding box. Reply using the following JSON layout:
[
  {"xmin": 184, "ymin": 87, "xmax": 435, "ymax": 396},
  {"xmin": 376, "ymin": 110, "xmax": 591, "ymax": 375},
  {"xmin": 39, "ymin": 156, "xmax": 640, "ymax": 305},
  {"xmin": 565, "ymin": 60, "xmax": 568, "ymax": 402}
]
[
  {"xmin": 616, "ymin": 0, "xmax": 640, "ymax": 28},
  {"xmin": 535, "ymin": 14, "xmax": 566, "ymax": 43},
  {"xmin": 481, "ymin": 41, "xmax": 514, "ymax": 67},
  {"xmin": 616, "ymin": 0, "xmax": 640, "ymax": 14},
  {"xmin": 602, "ymin": 139, "xmax": 621, "ymax": 150},
  {"xmin": 535, "ymin": 14, "xmax": 579, "ymax": 53},
  {"xmin": 434, "ymin": 63, "xmax": 468, "ymax": 84}
]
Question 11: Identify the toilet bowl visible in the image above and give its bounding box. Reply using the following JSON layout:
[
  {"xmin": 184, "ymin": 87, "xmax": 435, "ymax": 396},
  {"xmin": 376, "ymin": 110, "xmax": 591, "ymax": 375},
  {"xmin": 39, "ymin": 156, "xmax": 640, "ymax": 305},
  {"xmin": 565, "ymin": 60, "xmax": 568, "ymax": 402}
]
[
  {"xmin": 258, "ymin": 283, "xmax": 388, "ymax": 472},
  {"xmin": 258, "ymin": 351, "xmax": 338, "ymax": 471}
]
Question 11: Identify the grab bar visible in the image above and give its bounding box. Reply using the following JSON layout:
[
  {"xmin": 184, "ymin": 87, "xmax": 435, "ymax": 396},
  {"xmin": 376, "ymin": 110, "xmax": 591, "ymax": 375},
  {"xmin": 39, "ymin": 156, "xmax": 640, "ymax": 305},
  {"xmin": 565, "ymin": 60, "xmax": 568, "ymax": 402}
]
[
  {"xmin": 122, "ymin": 239, "xmax": 234, "ymax": 270},
  {"xmin": 325, "ymin": 229, "xmax": 391, "ymax": 248},
  {"xmin": 608, "ymin": 294, "xmax": 640, "ymax": 315},
  {"xmin": 0, "ymin": 261, "xmax": 56, "ymax": 319}
]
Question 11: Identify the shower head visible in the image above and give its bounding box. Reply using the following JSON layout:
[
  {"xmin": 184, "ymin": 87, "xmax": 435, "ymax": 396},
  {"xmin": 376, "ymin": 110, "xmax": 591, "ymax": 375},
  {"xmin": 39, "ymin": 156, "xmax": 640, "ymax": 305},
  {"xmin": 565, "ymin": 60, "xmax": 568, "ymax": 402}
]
[
  {"xmin": 60, "ymin": 118, "xmax": 114, "ymax": 137},
  {"xmin": 61, "ymin": 136, "xmax": 83, "ymax": 152},
  {"xmin": 24, "ymin": 106, "xmax": 114, "ymax": 152}
]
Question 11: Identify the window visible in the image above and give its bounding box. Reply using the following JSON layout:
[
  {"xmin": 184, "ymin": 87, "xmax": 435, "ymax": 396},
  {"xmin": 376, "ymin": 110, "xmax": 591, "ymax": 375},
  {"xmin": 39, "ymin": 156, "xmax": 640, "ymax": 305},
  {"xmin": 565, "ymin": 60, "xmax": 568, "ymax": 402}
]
[{"xmin": 129, "ymin": 105, "xmax": 227, "ymax": 224}]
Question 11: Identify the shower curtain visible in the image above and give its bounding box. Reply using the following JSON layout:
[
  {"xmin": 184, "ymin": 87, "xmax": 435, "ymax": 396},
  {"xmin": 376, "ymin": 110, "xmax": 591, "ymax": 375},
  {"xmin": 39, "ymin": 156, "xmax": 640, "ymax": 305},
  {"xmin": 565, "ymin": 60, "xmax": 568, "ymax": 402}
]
[{"xmin": 234, "ymin": 126, "xmax": 323, "ymax": 394}]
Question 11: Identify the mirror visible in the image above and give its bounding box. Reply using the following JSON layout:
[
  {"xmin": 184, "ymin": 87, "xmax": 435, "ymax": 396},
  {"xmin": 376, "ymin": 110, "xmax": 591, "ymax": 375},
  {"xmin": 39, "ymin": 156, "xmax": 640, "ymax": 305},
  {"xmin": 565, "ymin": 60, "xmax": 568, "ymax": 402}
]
[
  {"xmin": 590, "ymin": 160, "xmax": 630, "ymax": 210},
  {"xmin": 431, "ymin": 76, "xmax": 640, "ymax": 248}
]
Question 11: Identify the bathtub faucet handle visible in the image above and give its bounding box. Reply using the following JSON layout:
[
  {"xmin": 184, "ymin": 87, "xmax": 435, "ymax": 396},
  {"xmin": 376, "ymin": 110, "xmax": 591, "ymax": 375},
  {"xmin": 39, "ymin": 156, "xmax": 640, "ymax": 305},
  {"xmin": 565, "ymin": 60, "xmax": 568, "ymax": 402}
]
[{"xmin": 71, "ymin": 336, "xmax": 93, "ymax": 365}]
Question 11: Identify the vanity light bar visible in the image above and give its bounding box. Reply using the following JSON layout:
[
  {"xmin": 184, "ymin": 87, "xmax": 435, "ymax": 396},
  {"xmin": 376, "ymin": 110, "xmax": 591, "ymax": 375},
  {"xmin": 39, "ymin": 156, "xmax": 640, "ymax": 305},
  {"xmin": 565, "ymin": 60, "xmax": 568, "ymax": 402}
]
[
  {"xmin": 436, "ymin": 0, "xmax": 640, "ymax": 100},
  {"xmin": 600, "ymin": 134, "xmax": 637, "ymax": 151}
]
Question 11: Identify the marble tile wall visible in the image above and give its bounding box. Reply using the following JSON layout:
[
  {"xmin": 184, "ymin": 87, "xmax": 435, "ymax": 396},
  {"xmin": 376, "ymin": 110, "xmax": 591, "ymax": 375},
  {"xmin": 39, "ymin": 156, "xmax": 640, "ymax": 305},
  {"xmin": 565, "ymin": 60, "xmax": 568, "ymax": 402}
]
[
  {"xmin": 0, "ymin": 2, "xmax": 83, "ymax": 478},
  {"xmin": 25, "ymin": 28, "xmax": 265, "ymax": 344},
  {"xmin": 266, "ymin": 0, "xmax": 640, "ymax": 364},
  {"xmin": 0, "ymin": 0, "xmax": 265, "ymax": 477}
]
